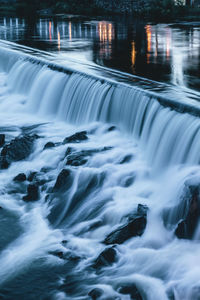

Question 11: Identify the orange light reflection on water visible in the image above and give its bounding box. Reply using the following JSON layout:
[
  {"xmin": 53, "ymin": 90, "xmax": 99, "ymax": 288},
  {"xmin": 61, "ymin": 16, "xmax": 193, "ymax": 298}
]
[
  {"xmin": 49, "ymin": 21, "xmax": 52, "ymax": 40},
  {"xmin": 58, "ymin": 30, "xmax": 60, "ymax": 51}
]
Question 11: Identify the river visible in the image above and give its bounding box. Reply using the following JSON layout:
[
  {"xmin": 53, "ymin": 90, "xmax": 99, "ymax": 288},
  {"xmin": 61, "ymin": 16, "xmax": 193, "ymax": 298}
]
[{"xmin": 0, "ymin": 15, "xmax": 200, "ymax": 300}]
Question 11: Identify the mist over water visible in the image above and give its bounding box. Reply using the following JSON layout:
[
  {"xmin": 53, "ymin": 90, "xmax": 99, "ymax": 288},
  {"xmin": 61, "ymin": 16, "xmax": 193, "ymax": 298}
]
[{"xmin": 0, "ymin": 17, "xmax": 200, "ymax": 300}]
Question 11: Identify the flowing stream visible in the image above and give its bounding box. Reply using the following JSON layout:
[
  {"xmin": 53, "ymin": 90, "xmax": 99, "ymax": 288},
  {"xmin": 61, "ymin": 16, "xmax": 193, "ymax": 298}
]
[{"xmin": 0, "ymin": 43, "xmax": 200, "ymax": 300}]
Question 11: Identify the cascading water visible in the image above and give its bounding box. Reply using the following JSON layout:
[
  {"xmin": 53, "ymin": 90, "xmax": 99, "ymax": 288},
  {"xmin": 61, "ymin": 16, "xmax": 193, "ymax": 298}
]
[{"xmin": 0, "ymin": 45, "xmax": 200, "ymax": 300}]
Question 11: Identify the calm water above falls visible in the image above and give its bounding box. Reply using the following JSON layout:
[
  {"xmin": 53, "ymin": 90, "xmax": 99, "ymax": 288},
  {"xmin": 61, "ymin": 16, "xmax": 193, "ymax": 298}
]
[{"xmin": 0, "ymin": 16, "xmax": 200, "ymax": 95}]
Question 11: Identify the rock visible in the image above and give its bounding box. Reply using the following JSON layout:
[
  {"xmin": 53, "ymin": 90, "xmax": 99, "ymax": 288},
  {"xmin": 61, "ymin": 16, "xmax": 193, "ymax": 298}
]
[
  {"xmin": 65, "ymin": 148, "xmax": 112, "ymax": 167},
  {"xmin": 175, "ymin": 186, "xmax": 200, "ymax": 239},
  {"xmin": 88, "ymin": 288, "xmax": 104, "ymax": 299},
  {"xmin": 66, "ymin": 152, "xmax": 88, "ymax": 167},
  {"xmin": 120, "ymin": 154, "xmax": 132, "ymax": 164},
  {"xmin": 104, "ymin": 216, "xmax": 146, "ymax": 245},
  {"xmin": 27, "ymin": 172, "xmax": 37, "ymax": 182},
  {"xmin": 0, "ymin": 135, "xmax": 36, "ymax": 169},
  {"xmin": 119, "ymin": 283, "xmax": 142, "ymax": 300},
  {"xmin": 136, "ymin": 204, "xmax": 148, "ymax": 217},
  {"xmin": 23, "ymin": 184, "xmax": 39, "ymax": 201},
  {"xmin": 13, "ymin": 173, "xmax": 26, "ymax": 182},
  {"xmin": 0, "ymin": 156, "xmax": 9, "ymax": 169},
  {"xmin": 63, "ymin": 131, "xmax": 88, "ymax": 144},
  {"xmin": 43, "ymin": 142, "xmax": 55, "ymax": 150},
  {"xmin": 107, "ymin": 126, "xmax": 116, "ymax": 132},
  {"xmin": 53, "ymin": 169, "xmax": 71, "ymax": 192},
  {"xmin": 49, "ymin": 251, "xmax": 65, "ymax": 259},
  {"xmin": 93, "ymin": 246, "xmax": 117, "ymax": 268},
  {"xmin": 0, "ymin": 134, "xmax": 5, "ymax": 147},
  {"xmin": 40, "ymin": 167, "xmax": 52, "ymax": 173},
  {"xmin": 104, "ymin": 204, "xmax": 148, "ymax": 245}
]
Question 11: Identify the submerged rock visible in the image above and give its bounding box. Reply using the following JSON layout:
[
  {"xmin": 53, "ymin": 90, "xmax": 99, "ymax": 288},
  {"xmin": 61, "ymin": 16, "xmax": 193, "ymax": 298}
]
[
  {"xmin": 43, "ymin": 141, "xmax": 55, "ymax": 150},
  {"xmin": 119, "ymin": 283, "xmax": 142, "ymax": 300},
  {"xmin": 93, "ymin": 246, "xmax": 117, "ymax": 269},
  {"xmin": 88, "ymin": 288, "xmax": 104, "ymax": 299},
  {"xmin": 65, "ymin": 147, "xmax": 112, "ymax": 167},
  {"xmin": 66, "ymin": 152, "xmax": 88, "ymax": 167},
  {"xmin": 53, "ymin": 169, "xmax": 71, "ymax": 192},
  {"xmin": 13, "ymin": 173, "xmax": 26, "ymax": 182},
  {"xmin": 104, "ymin": 204, "xmax": 148, "ymax": 245},
  {"xmin": 0, "ymin": 134, "xmax": 5, "ymax": 147},
  {"xmin": 63, "ymin": 131, "xmax": 88, "ymax": 144},
  {"xmin": 0, "ymin": 135, "xmax": 37, "ymax": 169},
  {"xmin": 23, "ymin": 184, "xmax": 39, "ymax": 201}
]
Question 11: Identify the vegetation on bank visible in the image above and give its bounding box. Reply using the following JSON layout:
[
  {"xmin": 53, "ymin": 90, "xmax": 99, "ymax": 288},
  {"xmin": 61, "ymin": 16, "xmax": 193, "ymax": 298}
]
[{"xmin": 0, "ymin": 0, "xmax": 199, "ymax": 21}]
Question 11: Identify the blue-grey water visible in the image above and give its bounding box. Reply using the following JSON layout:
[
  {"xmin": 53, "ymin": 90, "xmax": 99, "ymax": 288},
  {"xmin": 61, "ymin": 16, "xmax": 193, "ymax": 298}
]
[{"xmin": 0, "ymin": 15, "xmax": 200, "ymax": 300}]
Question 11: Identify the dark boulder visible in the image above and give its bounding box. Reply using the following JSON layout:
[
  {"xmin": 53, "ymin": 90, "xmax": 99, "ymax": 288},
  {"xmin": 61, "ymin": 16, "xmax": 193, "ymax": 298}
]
[
  {"xmin": 13, "ymin": 173, "xmax": 26, "ymax": 182},
  {"xmin": 175, "ymin": 186, "xmax": 200, "ymax": 239},
  {"xmin": 0, "ymin": 156, "xmax": 9, "ymax": 169},
  {"xmin": 66, "ymin": 152, "xmax": 88, "ymax": 167},
  {"xmin": 107, "ymin": 126, "xmax": 116, "ymax": 132},
  {"xmin": 43, "ymin": 142, "xmax": 55, "ymax": 150},
  {"xmin": 63, "ymin": 131, "xmax": 88, "ymax": 144},
  {"xmin": 27, "ymin": 172, "xmax": 37, "ymax": 182},
  {"xmin": 104, "ymin": 204, "xmax": 148, "ymax": 245},
  {"xmin": 53, "ymin": 169, "xmax": 71, "ymax": 192},
  {"xmin": 119, "ymin": 283, "xmax": 142, "ymax": 300},
  {"xmin": 93, "ymin": 246, "xmax": 117, "ymax": 268},
  {"xmin": 88, "ymin": 288, "xmax": 104, "ymax": 299},
  {"xmin": 23, "ymin": 184, "xmax": 39, "ymax": 201},
  {"xmin": 0, "ymin": 135, "xmax": 36, "ymax": 169},
  {"xmin": 0, "ymin": 134, "xmax": 5, "ymax": 147}
]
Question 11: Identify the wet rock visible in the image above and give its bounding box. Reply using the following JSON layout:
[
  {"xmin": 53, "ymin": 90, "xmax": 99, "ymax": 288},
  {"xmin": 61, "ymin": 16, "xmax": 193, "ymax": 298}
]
[
  {"xmin": 88, "ymin": 288, "xmax": 104, "ymax": 299},
  {"xmin": 23, "ymin": 184, "xmax": 39, "ymax": 201},
  {"xmin": 175, "ymin": 185, "xmax": 200, "ymax": 239},
  {"xmin": 136, "ymin": 204, "xmax": 148, "ymax": 217},
  {"xmin": 49, "ymin": 251, "xmax": 65, "ymax": 259},
  {"xmin": 53, "ymin": 169, "xmax": 71, "ymax": 192},
  {"xmin": 13, "ymin": 173, "xmax": 26, "ymax": 182},
  {"xmin": 65, "ymin": 147, "xmax": 74, "ymax": 157},
  {"xmin": 0, "ymin": 156, "xmax": 9, "ymax": 169},
  {"xmin": 119, "ymin": 154, "xmax": 132, "ymax": 164},
  {"xmin": 119, "ymin": 283, "xmax": 142, "ymax": 300},
  {"xmin": 93, "ymin": 246, "xmax": 117, "ymax": 268},
  {"xmin": 40, "ymin": 166, "xmax": 52, "ymax": 173},
  {"xmin": 43, "ymin": 142, "xmax": 55, "ymax": 150},
  {"xmin": 27, "ymin": 172, "xmax": 37, "ymax": 182},
  {"xmin": 63, "ymin": 131, "xmax": 88, "ymax": 144},
  {"xmin": 104, "ymin": 204, "xmax": 148, "ymax": 245},
  {"xmin": 66, "ymin": 152, "xmax": 88, "ymax": 167},
  {"xmin": 107, "ymin": 126, "xmax": 116, "ymax": 132},
  {"xmin": 0, "ymin": 135, "xmax": 36, "ymax": 169},
  {"xmin": 0, "ymin": 134, "xmax": 5, "ymax": 147},
  {"xmin": 65, "ymin": 148, "xmax": 112, "ymax": 167}
]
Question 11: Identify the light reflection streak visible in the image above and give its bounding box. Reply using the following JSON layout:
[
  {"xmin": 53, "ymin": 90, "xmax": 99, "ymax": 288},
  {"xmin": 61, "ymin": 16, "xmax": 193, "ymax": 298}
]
[
  {"xmin": 49, "ymin": 21, "xmax": 52, "ymax": 41},
  {"xmin": 58, "ymin": 31, "xmax": 60, "ymax": 51},
  {"xmin": 131, "ymin": 41, "xmax": 136, "ymax": 67},
  {"xmin": 69, "ymin": 22, "xmax": 72, "ymax": 40}
]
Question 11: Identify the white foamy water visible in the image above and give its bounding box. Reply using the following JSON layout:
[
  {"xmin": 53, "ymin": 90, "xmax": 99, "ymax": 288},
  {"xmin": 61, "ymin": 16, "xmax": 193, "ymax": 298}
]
[{"xmin": 0, "ymin": 45, "xmax": 199, "ymax": 300}]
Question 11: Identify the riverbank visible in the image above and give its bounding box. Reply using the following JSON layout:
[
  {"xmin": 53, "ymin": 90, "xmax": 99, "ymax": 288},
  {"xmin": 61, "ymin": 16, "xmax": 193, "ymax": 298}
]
[{"xmin": 0, "ymin": 0, "xmax": 200, "ymax": 22}]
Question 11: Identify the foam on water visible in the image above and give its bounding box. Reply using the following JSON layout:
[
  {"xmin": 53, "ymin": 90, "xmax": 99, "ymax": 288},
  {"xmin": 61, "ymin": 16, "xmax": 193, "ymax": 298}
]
[{"xmin": 0, "ymin": 45, "xmax": 199, "ymax": 299}]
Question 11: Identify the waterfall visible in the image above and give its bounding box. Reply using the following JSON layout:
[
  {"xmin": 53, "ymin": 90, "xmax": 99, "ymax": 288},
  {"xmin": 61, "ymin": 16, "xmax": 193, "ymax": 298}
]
[
  {"xmin": 0, "ymin": 44, "xmax": 200, "ymax": 300},
  {"xmin": 0, "ymin": 46, "xmax": 200, "ymax": 169}
]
